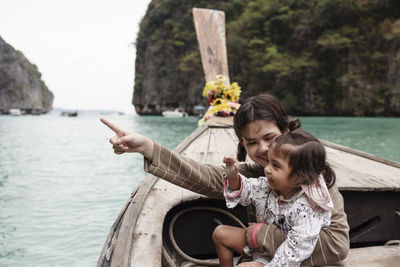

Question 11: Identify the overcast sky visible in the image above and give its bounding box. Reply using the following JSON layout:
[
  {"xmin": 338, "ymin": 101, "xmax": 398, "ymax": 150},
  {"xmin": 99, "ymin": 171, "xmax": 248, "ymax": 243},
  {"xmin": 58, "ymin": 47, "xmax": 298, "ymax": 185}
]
[{"xmin": 0, "ymin": 0, "xmax": 151, "ymax": 113}]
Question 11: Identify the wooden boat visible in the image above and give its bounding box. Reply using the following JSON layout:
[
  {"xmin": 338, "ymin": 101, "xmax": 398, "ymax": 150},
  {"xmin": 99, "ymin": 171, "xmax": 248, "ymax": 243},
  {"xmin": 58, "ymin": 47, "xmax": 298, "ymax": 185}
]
[
  {"xmin": 97, "ymin": 115, "xmax": 400, "ymax": 267},
  {"xmin": 97, "ymin": 8, "xmax": 400, "ymax": 266},
  {"xmin": 9, "ymin": 108, "xmax": 22, "ymax": 116}
]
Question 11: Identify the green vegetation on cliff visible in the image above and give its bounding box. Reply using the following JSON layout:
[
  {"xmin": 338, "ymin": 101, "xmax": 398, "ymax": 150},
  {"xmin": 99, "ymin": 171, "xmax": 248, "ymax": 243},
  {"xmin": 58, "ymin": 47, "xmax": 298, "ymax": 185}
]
[
  {"xmin": 0, "ymin": 36, "xmax": 53, "ymax": 114},
  {"xmin": 133, "ymin": 0, "xmax": 400, "ymax": 116}
]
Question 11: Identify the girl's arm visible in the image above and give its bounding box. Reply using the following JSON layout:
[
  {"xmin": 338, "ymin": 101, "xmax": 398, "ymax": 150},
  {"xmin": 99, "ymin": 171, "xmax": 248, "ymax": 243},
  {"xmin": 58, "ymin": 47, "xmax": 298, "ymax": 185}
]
[{"xmin": 224, "ymin": 174, "xmax": 268, "ymax": 209}]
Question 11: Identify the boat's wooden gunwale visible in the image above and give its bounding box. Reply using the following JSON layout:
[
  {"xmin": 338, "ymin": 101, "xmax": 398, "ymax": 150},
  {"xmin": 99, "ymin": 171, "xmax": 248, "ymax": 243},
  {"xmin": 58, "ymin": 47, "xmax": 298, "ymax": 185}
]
[
  {"xmin": 97, "ymin": 174, "xmax": 159, "ymax": 266},
  {"xmin": 173, "ymin": 123, "xmax": 209, "ymax": 153},
  {"xmin": 97, "ymin": 187, "xmax": 138, "ymax": 264},
  {"xmin": 346, "ymin": 245, "xmax": 400, "ymax": 266}
]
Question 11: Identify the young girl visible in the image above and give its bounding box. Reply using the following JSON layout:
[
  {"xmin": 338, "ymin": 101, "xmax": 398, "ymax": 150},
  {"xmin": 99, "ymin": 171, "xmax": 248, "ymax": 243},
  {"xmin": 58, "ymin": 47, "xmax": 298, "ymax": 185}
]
[
  {"xmin": 101, "ymin": 93, "xmax": 349, "ymax": 265},
  {"xmin": 213, "ymin": 129, "xmax": 335, "ymax": 267}
]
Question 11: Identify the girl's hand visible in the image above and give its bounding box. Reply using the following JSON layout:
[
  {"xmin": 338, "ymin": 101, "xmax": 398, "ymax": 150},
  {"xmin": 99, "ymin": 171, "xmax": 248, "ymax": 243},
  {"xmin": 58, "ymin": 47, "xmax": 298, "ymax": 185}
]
[
  {"xmin": 236, "ymin": 261, "xmax": 264, "ymax": 267},
  {"xmin": 223, "ymin": 154, "xmax": 240, "ymax": 190},
  {"xmin": 223, "ymin": 154, "xmax": 239, "ymax": 180},
  {"xmin": 100, "ymin": 118, "xmax": 154, "ymax": 160}
]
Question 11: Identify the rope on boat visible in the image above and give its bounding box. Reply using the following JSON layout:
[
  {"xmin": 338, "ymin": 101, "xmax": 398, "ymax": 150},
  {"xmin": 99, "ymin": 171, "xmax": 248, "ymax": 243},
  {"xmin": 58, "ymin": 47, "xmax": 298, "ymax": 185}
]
[{"xmin": 168, "ymin": 206, "xmax": 246, "ymax": 266}]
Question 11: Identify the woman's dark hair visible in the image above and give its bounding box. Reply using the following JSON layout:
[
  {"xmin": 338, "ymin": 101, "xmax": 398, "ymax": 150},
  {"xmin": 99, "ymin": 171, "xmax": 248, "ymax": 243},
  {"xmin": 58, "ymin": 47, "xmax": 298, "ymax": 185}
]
[
  {"xmin": 234, "ymin": 93, "xmax": 301, "ymax": 161},
  {"xmin": 270, "ymin": 129, "xmax": 336, "ymax": 188}
]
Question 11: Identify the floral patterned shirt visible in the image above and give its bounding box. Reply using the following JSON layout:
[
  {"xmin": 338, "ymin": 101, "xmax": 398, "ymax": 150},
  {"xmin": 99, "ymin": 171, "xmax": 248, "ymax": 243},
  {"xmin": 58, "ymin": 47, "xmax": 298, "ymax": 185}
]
[{"xmin": 224, "ymin": 174, "xmax": 331, "ymax": 267}]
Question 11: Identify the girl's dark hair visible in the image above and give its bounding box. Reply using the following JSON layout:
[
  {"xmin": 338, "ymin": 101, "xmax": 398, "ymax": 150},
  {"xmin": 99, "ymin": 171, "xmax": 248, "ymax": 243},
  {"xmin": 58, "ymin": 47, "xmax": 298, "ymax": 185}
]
[
  {"xmin": 270, "ymin": 129, "xmax": 336, "ymax": 188},
  {"xmin": 234, "ymin": 93, "xmax": 301, "ymax": 161}
]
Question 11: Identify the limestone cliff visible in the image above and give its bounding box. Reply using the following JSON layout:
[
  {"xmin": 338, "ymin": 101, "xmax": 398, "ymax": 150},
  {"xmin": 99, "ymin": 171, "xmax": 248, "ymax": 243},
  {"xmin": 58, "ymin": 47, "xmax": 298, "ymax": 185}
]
[
  {"xmin": 0, "ymin": 36, "xmax": 53, "ymax": 114},
  {"xmin": 133, "ymin": 0, "xmax": 400, "ymax": 116},
  {"xmin": 132, "ymin": 1, "xmax": 208, "ymax": 115}
]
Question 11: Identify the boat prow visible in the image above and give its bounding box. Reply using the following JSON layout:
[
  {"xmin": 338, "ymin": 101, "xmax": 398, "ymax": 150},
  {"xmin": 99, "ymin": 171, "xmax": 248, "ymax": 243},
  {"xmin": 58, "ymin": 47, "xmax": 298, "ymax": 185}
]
[{"xmin": 97, "ymin": 116, "xmax": 400, "ymax": 266}]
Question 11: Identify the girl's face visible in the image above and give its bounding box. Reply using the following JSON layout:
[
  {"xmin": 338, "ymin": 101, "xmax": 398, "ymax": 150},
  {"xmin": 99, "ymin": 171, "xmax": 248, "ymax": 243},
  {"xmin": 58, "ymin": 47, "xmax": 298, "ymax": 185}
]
[
  {"xmin": 242, "ymin": 120, "xmax": 284, "ymax": 167},
  {"xmin": 264, "ymin": 147, "xmax": 299, "ymax": 198}
]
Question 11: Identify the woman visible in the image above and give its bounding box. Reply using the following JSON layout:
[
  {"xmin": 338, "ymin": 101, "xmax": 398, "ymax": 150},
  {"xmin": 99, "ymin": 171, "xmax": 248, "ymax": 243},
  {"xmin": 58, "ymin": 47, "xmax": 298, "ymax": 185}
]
[{"xmin": 101, "ymin": 93, "xmax": 349, "ymax": 266}]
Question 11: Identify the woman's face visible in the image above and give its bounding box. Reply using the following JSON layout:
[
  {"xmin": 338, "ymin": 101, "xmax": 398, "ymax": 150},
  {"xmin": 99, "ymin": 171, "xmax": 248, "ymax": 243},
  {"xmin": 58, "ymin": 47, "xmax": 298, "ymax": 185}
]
[{"xmin": 242, "ymin": 120, "xmax": 284, "ymax": 166}]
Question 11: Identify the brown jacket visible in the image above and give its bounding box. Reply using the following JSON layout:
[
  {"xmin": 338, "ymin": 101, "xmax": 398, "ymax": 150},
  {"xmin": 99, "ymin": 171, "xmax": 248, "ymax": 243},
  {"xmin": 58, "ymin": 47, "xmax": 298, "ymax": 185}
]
[{"xmin": 145, "ymin": 142, "xmax": 350, "ymax": 266}]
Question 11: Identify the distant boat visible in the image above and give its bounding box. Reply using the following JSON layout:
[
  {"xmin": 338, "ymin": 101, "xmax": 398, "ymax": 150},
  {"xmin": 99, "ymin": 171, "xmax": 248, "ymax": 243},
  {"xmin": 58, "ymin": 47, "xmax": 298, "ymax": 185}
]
[
  {"xmin": 60, "ymin": 111, "xmax": 78, "ymax": 117},
  {"xmin": 162, "ymin": 109, "xmax": 188, "ymax": 118},
  {"xmin": 9, "ymin": 108, "xmax": 22, "ymax": 116}
]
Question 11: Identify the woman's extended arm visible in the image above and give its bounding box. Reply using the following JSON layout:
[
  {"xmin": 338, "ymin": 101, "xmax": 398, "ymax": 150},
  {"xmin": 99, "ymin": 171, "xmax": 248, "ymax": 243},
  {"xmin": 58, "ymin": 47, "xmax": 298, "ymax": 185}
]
[{"xmin": 101, "ymin": 118, "xmax": 264, "ymax": 199}]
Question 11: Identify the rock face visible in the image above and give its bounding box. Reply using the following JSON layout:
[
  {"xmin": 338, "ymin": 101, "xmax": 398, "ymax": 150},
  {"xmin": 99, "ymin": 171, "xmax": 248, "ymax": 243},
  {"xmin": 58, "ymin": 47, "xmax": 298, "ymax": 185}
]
[
  {"xmin": 133, "ymin": 1, "xmax": 400, "ymax": 116},
  {"xmin": 132, "ymin": 2, "xmax": 209, "ymax": 115},
  {"xmin": 0, "ymin": 36, "xmax": 53, "ymax": 114}
]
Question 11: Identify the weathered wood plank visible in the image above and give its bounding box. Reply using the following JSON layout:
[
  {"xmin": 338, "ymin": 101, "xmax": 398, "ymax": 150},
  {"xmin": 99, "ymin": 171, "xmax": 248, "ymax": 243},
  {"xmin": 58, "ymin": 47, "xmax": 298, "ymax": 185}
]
[
  {"xmin": 111, "ymin": 175, "xmax": 159, "ymax": 267},
  {"xmin": 129, "ymin": 177, "xmax": 198, "ymax": 266},
  {"xmin": 346, "ymin": 245, "xmax": 400, "ymax": 266},
  {"xmin": 181, "ymin": 128, "xmax": 212, "ymax": 162},
  {"xmin": 321, "ymin": 139, "xmax": 400, "ymax": 168},
  {"xmin": 326, "ymin": 146, "xmax": 400, "ymax": 191},
  {"xmin": 127, "ymin": 129, "xmax": 225, "ymax": 265},
  {"xmin": 193, "ymin": 8, "xmax": 230, "ymax": 86},
  {"xmin": 207, "ymin": 128, "xmax": 239, "ymax": 164}
]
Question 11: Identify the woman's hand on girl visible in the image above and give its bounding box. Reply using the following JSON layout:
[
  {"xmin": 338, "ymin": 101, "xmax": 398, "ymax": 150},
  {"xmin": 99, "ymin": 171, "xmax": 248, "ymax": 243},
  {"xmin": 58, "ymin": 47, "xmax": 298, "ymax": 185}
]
[
  {"xmin": 100, "ymin": 118, "xmax": 154, "ymax": 160},
  {"xmin": 246, "ymin": 223, "xmax": 261, "ymax": 249}
]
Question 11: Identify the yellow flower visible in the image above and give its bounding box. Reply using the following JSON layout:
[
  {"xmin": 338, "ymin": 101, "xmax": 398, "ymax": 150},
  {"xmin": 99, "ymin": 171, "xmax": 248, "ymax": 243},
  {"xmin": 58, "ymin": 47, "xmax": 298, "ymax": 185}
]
[
  {"xmin": 208, "ymin": 99, "xmax": 231, "ymax": 114},
  {"xmin": 226, "ymin": 82, "xmax": 241, "ymax": 102},
  {"xmin": 202, "ymin": 82, "xmax": 215, "ymax": 97},
  {"xmin": 201, "ymin": 75, "xmax": 242, "ymax": 120}
]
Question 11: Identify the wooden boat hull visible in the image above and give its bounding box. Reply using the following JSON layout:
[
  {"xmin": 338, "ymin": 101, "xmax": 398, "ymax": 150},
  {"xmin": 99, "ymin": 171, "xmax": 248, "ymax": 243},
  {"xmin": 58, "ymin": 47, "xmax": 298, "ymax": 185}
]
[{"xmin": 98, "ymin": 117, "xmax": 400, "ymax": 267}]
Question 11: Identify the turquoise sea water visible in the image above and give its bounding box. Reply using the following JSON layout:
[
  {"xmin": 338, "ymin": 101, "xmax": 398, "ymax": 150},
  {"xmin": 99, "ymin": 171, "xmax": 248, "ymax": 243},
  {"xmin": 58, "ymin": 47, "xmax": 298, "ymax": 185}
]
[
  {"xmin": 0, "ymin": 113, "xmax": 399, "ymax": 266},
  {"xmin": 299, "ymin": 116, "xmax": 400, "ymax": 163}
]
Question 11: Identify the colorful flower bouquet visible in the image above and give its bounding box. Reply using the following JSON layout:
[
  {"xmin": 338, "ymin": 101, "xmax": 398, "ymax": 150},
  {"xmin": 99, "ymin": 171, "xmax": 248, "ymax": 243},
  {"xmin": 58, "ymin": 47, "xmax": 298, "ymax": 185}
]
[{"xmin": 200, "ymin": 75, "xmax": 241, "ymax": 122}]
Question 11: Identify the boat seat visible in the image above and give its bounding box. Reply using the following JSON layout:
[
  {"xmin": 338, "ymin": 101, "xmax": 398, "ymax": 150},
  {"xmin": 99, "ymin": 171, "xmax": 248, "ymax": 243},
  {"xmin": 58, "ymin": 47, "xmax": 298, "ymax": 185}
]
[{"xmin": 344, "ymin": 244, "xmax": 400, "ymax": 266}]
